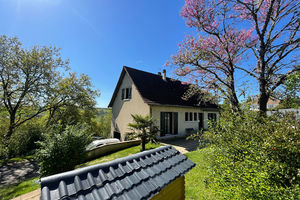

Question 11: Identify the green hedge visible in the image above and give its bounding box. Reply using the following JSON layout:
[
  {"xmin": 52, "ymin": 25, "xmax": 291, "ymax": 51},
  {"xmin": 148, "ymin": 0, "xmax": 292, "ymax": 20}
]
[
  {"xmin": 37, "ymin": 124, "xmax": 92, "ymax": 176},
  {"xmin": 204, "ymin": 109, "xmax": 300, "ymax": 199}
]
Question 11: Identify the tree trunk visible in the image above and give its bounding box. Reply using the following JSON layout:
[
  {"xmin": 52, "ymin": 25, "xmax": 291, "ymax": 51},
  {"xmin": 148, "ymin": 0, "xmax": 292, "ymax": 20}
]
[
  {"xmin": 258, "ymin": 79, "xmax": 269, "ymax": 115},
  {"xmin": 257, "ymin": 37, "xmax": 269, "ymax": 115},
  {"xmin": 141, "ymin": 136, "xmax": 146, "ymax": 152},
  {"xmin": 6, "ymin": 112, "xmax": 16, "ymax": 147},
  {"xmin": 230, "ymin": 91, "xmax": 240, "ymax": 112},
  {"xmin": 228, "ymin": 75, "xmax": 240, "ymax": 112}
]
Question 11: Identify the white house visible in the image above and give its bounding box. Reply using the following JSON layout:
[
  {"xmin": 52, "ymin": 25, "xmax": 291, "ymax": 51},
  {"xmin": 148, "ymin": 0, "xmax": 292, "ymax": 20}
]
[{"xmin": 108, "ymin": 66, "xmax": 219, "ymax": 141}]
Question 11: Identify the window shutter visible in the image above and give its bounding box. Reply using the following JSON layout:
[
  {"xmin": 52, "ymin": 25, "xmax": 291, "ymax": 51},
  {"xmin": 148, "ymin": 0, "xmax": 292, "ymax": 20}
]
[{"xmin": 121, "ymin": 89, "xmax": 125, "ymax": 100}]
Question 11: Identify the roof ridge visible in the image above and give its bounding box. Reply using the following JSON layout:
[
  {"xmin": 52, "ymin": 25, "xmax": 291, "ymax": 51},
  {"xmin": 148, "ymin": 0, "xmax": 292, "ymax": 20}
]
[
  {"xmin": 123, "ymin": 66, "xmax": 165, "ymax": 78},
  {"xmin": 123, "ymin": 66, "xmax": 181, "ymax": 83}
]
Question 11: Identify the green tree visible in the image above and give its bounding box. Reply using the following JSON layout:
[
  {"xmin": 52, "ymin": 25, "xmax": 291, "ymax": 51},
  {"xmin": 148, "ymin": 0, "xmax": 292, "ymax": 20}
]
[
  {"xmin": 127, "ymin": 114, "xmax": 159, "ymax": 151},
  {"xmin": 97, "ymin": 109, "xmax": 112, "ymax": 138},
  {"xmin": 0, "ymin": 35, "xmax": 99, "ymax": 146},
  {"xmin": 275, "ymin": 71, "xmax": 300, "ymax": 109}
]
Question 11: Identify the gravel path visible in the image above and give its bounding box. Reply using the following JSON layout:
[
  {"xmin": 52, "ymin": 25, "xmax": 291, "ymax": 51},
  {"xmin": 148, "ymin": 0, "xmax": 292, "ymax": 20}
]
[{"xmin": 0, "ymin": 160, "xmax": 39, "ymax": 186}]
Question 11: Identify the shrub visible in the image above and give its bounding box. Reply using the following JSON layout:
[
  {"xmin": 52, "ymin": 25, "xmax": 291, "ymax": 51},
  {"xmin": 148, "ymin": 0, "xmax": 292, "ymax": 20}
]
[
  {"xmin": 7, "ymin": 122, "xmax": 44, "ymax": 158},
  {"xmin": 204, "ymin": 109, "xmax": 300, "ymax": 199},
  {"xmin": 37, "ymin": 124, "xmax": 92, "ymax": 176},
  {"xmin": 127, "ymin": 114, "xmax": 159, "ymax": 151},
  {"xmin": 0, "ymin": 117, "xmax": 9, "ymax": 159}
]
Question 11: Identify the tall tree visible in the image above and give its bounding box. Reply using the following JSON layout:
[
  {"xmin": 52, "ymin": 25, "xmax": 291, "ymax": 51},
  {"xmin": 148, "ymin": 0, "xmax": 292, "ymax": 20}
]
[
  {"xmin": 169, "ymin": 0, "xmax": 299, "ymax": 113},
  {"xmin": 232, "ymin": 0, "xmax": 299, "ymax": 113},
  {"xmin": 46, "ymin": 72, "xmax": 99, "ymax": 126},
  {"xmin": 168, "ymin": 0, "xmax": 256, "ymax": 111},
  {"xmin": 0, "ymin": 35, "xmax": 99, "ymax": 145}
]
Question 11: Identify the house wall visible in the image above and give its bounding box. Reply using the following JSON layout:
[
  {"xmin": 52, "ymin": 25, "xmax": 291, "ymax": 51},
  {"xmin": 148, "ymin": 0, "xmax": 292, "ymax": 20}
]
[
  {"xmin": 151, "ymin": 105, "xmax": 219, "ymax": 138},
  {"xmin": 111, "ymin": 73, "xmax": 150, "ymax": 141},
  {"xmin": 151, "ymin": 176, "xmax": 185, "ymax": 200}
]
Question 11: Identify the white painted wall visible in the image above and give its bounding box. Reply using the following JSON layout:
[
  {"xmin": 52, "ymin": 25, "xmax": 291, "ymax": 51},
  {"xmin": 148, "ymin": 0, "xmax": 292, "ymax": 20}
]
[
  {"xmin": 151, "ymin": 105, "xmax": 219, "ymax": 138},
  {"xmin": 111, "ymin": 73, "xmax": 150, "ymax": 140}
]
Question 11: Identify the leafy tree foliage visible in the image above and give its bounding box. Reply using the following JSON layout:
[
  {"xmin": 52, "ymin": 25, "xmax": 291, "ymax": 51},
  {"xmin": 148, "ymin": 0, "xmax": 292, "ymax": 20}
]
[
  {"xmin": 274, "ymin": 71, "xmax": 300, "ymax": 109},
  {"xmin": 97, "ymin": 109, "xmax": 112, "ymax": 138},
  {"xmin": 168, "ymin": 0, "xmax": 299, "ymax": 113},
  {"xmin": 0, "ymin": 35, "xmax": 99, "ymax": 146},
  {"xmin": 203, "ymin": 108, "xmax": 300, "ymax": 199},
  {"xmin": 127, "ymin": 114, "xmax": 159, "ymax": 151},
  {"xmin": 36, "ymin": 124, "xmax": 92, "ymax": 176}
]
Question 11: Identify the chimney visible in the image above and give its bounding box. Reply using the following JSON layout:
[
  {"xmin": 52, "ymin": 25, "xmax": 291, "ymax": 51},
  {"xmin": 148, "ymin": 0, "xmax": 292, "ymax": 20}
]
[
  {"xmin": 162, "ymin": 69, "xmax": 166, "ymax": 81},
  {"xmin": 158, "ymin": 72, "xmax": 161, "ymax": 76}
]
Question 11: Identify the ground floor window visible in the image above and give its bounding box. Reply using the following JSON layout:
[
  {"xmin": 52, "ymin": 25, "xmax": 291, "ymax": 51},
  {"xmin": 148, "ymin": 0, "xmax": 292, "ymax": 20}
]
[
  {"xmin": 113, "ymin": 131, "xmax": 121, "ymax": 140},
  {"xmin": 160, "ymin": 112, "xmax": 178, "ymax": 136},
  {"xmin": 208, "ymin": 113, "xmax": 217, "ymax": 121},
  {"xmin": 198, "ymin": 113, "xmax": 204, "ymax": 130}
]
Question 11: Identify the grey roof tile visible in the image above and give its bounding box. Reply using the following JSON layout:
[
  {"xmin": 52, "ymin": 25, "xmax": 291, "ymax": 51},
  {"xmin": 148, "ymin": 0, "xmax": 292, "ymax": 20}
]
[
  {"xmin": 108, "ymin": 66, "xmax": 219, "ymax": 109},
  {"xmin": 40, "ymin": 145, "xmax": 195, "ymax": 200}
]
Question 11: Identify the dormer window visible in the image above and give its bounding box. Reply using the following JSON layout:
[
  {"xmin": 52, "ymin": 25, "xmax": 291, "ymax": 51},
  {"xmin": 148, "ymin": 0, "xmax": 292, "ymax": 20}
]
[{"xmin": 121, "ymin": 87, "xmax": 132, "ymax": 100}]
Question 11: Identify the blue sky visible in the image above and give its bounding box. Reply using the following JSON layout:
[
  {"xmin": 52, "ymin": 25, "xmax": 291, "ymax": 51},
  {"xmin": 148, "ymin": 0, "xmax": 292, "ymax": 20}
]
[{"xmin": 0, "ymin": 0, "xmax": 192, "ymax": 107}]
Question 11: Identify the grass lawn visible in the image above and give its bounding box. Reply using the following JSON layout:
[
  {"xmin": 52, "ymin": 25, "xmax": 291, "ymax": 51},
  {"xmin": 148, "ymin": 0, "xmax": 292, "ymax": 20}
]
[
  {"xmin": 77, "ymin": 142, "xmax": 162, "ymax": 168},
  {"xmin": 0, "ymin": 177, "xmax": 40, "ymax": 200},
  {"xmin": 185, "ymin": 147, "xmax": 217, "ymax": 200}
]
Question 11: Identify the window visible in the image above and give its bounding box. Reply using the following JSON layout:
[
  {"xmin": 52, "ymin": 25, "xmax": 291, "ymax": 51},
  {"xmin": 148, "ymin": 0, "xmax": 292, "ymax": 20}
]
[
  {"xmin": 121, "ymin": 87, "xmax": 132, "ymax": 100},
  {"xmin": 161, "ymin": 112, "xmax": 178, "ymax": 136},
  {"xmin": 185, "ymin": 112, "xmax": 196, "ymax": 121},
  {"xmin": 208, "ymin": 113, "xmax": 217, "ymax": 121},
  {"xmin": 198, "ymin": 113, "xmax": 204, "ymax": 129}
]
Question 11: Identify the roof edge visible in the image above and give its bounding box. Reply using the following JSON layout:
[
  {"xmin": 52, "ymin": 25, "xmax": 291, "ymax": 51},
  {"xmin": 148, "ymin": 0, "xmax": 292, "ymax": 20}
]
[
  {"xmin": 148, "ymin": 102, "xmax": 219, "ymax": 109},
  {"xmin": 40, "ymin": 145, "xmax": 173, "ymax": 186},
  {"xmin": 108, "ymin": 66, "xmax": 127, "ymax": 107}
]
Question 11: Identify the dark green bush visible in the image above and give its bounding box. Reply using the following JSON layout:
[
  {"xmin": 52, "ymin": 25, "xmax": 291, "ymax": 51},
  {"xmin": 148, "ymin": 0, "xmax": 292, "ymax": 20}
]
[
  {"xmin": 204, "ymin": 109, "xmax": 300, "ymax": 199},
  {"xmin": 37, "ymin": 124, "xmax": 92, "ymax": 176},
  {"xmin": 7, "ymin": 123, "xmax": 44, "ymax": 158},
  {"xmin": 0, "ymin": 117, "xmax": 9, "ymax": 159}
]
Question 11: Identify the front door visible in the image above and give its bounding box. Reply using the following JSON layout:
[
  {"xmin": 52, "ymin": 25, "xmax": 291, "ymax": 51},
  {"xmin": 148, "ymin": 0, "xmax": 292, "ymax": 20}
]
[{"xmin": 160, "ymin": 112, "xmax": 178, "ymax": 136}]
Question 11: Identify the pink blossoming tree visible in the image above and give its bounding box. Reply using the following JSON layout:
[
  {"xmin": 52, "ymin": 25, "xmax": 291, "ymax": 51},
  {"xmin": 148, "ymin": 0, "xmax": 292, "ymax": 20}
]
[{"xmin": 169, "ymin": 0, "xmax": 299, "ymax": 113}]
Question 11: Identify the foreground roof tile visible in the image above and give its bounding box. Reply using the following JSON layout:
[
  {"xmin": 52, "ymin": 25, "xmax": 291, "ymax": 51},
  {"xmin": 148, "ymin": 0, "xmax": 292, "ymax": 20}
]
[{"xmin": 40, "ymin": 145, "xmax": 195, "ymax": 200}]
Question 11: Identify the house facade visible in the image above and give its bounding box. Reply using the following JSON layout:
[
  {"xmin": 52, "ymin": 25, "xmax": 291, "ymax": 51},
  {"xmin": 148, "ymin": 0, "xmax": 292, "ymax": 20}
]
[{"xmin": 108, "ymin": 66, "xmax": 219, "ymax": 141}]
